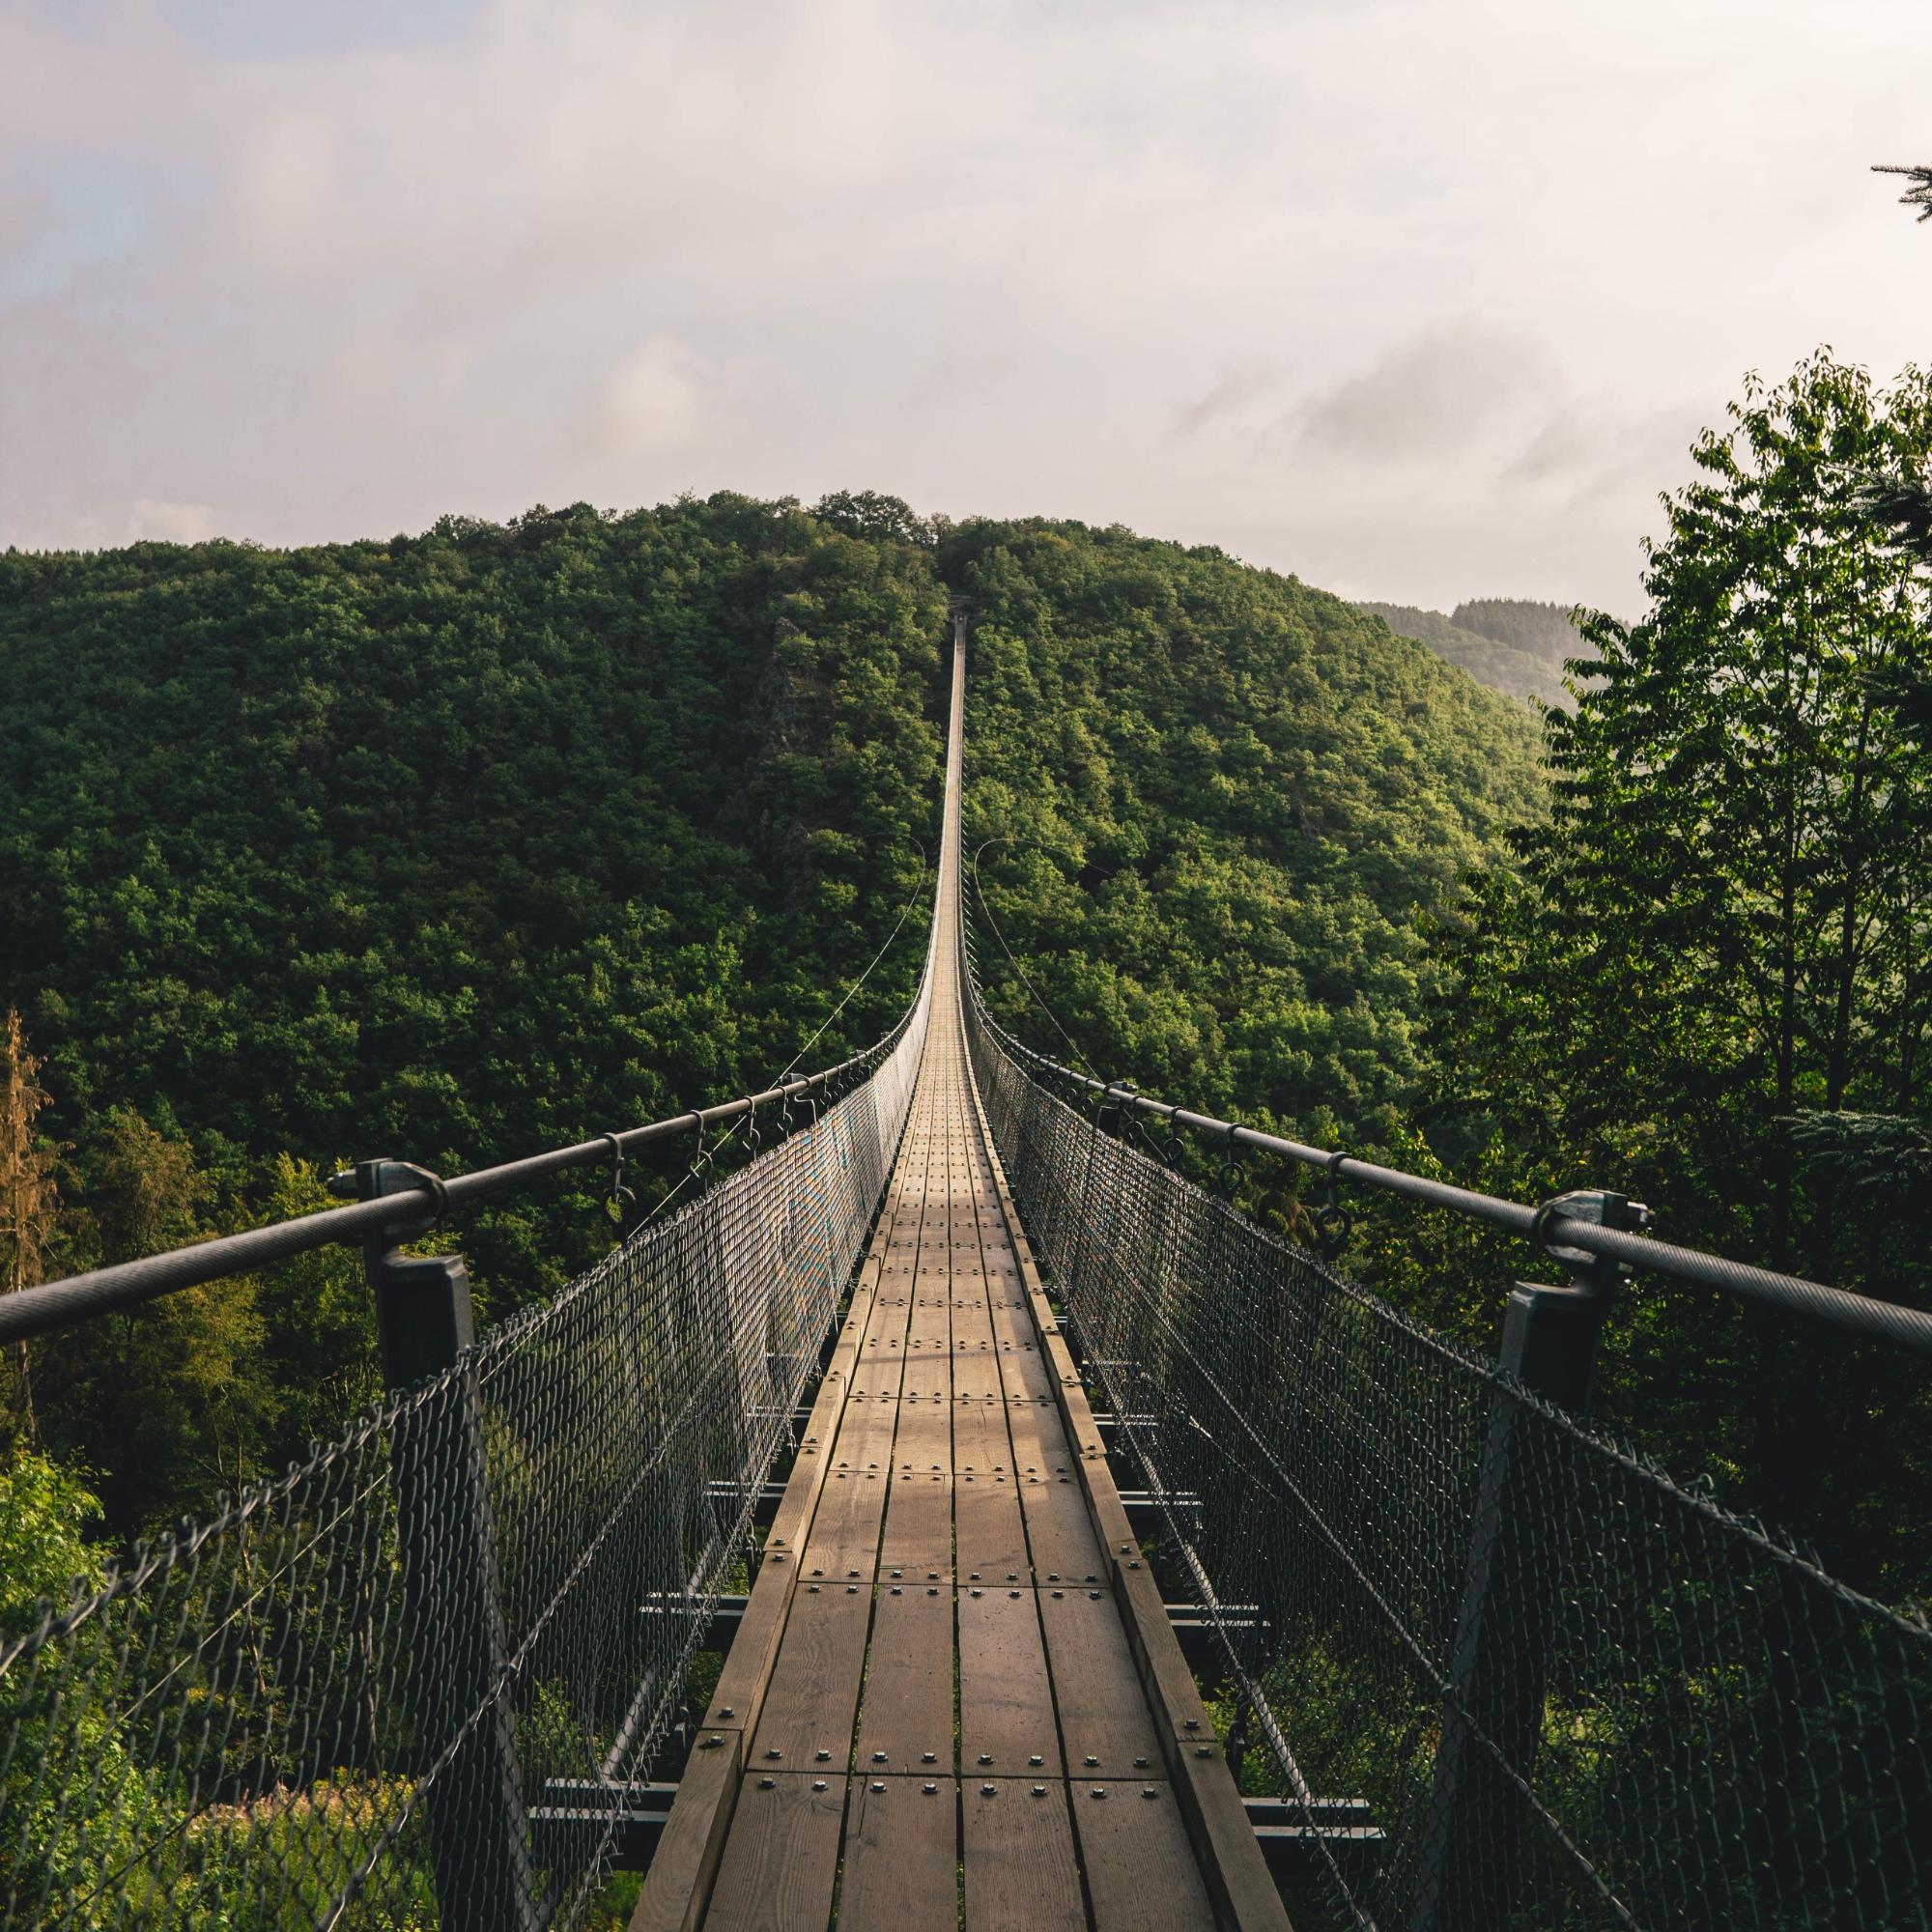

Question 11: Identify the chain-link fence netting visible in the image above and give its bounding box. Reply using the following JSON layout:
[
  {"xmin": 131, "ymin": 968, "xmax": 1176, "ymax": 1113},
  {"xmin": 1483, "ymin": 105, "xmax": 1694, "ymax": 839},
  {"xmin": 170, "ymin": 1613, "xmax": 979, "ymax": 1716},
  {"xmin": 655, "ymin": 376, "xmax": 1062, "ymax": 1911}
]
[
  {"xmin": 964, "ymin": 984, "xmax": 1932, "ymax": 1932},
  {"xmin": 1, "ymin": 959, "xmax": 930, "ymax": 1931}
]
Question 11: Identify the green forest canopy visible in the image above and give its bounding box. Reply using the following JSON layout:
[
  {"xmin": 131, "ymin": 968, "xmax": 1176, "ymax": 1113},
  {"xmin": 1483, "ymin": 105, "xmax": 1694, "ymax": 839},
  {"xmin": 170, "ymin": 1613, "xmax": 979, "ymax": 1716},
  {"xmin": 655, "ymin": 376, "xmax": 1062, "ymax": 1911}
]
[
  {"xmin": 5, "ymin": 399, "xmax": 1928, "ymax": 1604},
  {"xmin": 0, "ymin": 495, "xmax": 1544, "ymax": 1543},
  {"xmin": 1354, "ymin": 596, "xmax": 1588, "ymax": 707}
]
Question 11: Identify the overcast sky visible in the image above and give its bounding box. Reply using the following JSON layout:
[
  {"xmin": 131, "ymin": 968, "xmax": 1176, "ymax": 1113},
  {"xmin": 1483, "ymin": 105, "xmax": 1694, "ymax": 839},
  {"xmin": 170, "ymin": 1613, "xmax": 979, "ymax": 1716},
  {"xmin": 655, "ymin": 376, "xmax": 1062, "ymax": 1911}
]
[{"xmin": 2, "ymin": 0, "xmax": 1927, "ymax": 613}]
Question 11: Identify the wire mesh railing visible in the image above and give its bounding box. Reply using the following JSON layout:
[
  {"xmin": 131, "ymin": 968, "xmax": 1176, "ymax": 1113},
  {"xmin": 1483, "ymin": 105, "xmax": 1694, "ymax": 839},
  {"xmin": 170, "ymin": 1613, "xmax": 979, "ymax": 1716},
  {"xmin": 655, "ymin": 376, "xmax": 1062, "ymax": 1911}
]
[
  {"xmin": 962, "ymin": 971, "xmax": 1932, "ymax": 1932},
  {"xmin": 1, "ymin": 963, "xmax": 931, "ymax": 1930}
]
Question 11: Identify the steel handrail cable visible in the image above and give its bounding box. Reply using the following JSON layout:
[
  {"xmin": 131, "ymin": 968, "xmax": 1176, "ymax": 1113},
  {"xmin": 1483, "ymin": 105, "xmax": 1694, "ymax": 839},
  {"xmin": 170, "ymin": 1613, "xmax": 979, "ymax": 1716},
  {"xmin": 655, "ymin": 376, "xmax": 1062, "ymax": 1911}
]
[
  {"xmin": 0, "ymin": 895, "xmax": 939, "ymax": 1347},
  {"xmin": 966, "ymin": 984, "xmax": 1932, "ymax": 1354}
]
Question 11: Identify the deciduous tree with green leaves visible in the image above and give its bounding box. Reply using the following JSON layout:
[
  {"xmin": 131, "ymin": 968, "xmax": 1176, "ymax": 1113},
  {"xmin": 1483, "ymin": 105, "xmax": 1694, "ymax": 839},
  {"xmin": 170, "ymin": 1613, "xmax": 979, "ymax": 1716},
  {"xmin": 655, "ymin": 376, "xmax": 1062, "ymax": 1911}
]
[
  {"xmin": 1427, "ymin": 352, "xmax": 1932, "ymax": 1589},
  {"xmin": 0, "ymin": 1010, "xmax": 60, "ymax": 1447}
]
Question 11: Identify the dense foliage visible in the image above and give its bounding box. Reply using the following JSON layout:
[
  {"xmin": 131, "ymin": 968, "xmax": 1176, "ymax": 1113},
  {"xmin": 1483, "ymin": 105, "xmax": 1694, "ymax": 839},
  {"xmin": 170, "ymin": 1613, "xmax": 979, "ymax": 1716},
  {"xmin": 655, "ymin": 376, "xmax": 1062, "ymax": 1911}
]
[
  {"xmin": 1355, "ymin": 596, "xmax": 1587, "ymax": 706},
  {"xmin": 7, "ymin": 416, "xmax": 1927, "ymax": 1610},
  {"xmin": 0, "ymin": 496, "xmax": 944, "ymax": 1531},
  {"xmin": 957, "ymin": 362, "xmax": 1932, "ymax": 1600},
  {"xmin": 3, "ymin": 395, "xmax": 1930, "ymax": 1921},
  {"xmin": 1411, "ymin": 355, "xmax": 1932, "ymax": 1595},
  {"xmin": 953, "ymin": 522, "xmax": 1547, "ymax": 1150}
]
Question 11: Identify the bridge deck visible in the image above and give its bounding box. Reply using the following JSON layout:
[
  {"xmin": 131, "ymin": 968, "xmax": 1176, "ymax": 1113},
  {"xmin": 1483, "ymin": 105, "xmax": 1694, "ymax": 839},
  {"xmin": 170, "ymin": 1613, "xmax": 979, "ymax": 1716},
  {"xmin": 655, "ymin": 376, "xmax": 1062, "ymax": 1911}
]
[{"xmin": 637, "ymin": 637, "xmax": 1286, "ymax": 1931}]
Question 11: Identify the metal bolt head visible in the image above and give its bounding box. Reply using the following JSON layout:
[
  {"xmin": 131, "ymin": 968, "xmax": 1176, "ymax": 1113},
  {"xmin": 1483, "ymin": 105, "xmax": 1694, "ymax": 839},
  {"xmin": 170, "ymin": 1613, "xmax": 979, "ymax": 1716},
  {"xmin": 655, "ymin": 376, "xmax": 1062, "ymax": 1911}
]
[
  {"xmin": 981, "ymin": 1783, "xmax": 997, "ymax": 1797},
  {"xmin": 719, "ymin": 1706, "xmax": 735, "ymax": 1719},
  {"xmin": 1183, "ymin": 1719, "xmax": 1198, "ymax": 1731},
  {"xmin": 871, "ymin": 1780, "xmax": 886, "ymax": 1793},
  {"xmin": 816, "ymin": 1748, "xmax": 831, "ymax": 1761},
  {"xmin": 923, "ymin": 1781, "xmax": 937, "ymax": 1795},
  {"xmin": 1091, "ymin": 1786, "xmax": 1107, "ymax": 1799},
  {"xmin": 812, "ymin": 1779, "xmax": 827, "ymax": 1792},
  {"xmin": 766, "ymin": 1747, "xmax": 782, "ymax": 1760},
  {"xmin": 873, "ymin": 1751, "xmax": 888, "ymax": 1763},
  {"xmin": 1142, "ymin": 1787, "xmax": 1158, "ymax": 1800},
  {"xmin": 759, "ymin": 1776, "xmax": 775, "ymax": 1789},
  {"xmin": 1029, "ymin": 1754, "xmax": 1042, "ymax": 1767},
  {"xmin": 1031, "ymin": 1785, "xmax": 1046, "ymax": 1797}
]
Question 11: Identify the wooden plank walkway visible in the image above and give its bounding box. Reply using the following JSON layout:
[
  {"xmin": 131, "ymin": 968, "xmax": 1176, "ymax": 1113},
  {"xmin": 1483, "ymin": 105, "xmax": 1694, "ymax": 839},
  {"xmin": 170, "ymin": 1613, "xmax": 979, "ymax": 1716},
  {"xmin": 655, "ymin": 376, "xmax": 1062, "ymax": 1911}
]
[{"xmin": 635, "ymin": 637, "xmax": 1290, "ymax": 1931}]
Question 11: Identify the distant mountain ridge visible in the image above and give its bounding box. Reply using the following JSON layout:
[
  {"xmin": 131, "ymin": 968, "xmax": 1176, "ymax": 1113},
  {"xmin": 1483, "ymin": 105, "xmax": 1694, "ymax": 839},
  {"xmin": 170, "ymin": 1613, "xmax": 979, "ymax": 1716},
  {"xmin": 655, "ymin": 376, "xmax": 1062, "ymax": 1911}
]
[{"xmin": 1354, "ymin": 597, "xmax": 1589, "ymax": 706}]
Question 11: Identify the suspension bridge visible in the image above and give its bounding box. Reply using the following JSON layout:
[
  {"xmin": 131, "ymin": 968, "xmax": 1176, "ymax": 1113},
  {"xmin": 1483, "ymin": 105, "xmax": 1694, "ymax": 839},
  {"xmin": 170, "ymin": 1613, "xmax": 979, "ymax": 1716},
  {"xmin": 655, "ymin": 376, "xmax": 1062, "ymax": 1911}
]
[{"xmin": 3, "ymin": 617, "xmax": 1929, "ymax": 1931}]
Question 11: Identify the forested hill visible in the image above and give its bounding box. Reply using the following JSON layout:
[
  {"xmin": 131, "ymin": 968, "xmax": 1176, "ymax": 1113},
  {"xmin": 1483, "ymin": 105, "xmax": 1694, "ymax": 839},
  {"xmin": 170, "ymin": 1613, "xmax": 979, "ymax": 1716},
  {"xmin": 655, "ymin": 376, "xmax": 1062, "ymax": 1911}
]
[
  {"xmin": 951, "ymin": 523, "xmax": 1546, "ymax": 1149},
  {"xmin": 1355, "ymin": 597, "xmax": 1587, "ymax": 706},
  {"xmin": 0, "ymin": 500, "xmax": 945, "ymax": 1187},
  {"xmin": 0, "ymin": 494, "xmax": 1544, "ymax": 1538}
]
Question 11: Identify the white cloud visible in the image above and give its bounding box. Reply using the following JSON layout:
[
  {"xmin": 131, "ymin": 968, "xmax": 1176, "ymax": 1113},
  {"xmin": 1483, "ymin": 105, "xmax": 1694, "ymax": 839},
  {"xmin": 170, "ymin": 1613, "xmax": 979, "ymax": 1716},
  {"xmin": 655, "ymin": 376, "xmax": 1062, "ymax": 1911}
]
[
  {"xmin": 601, "ymin": 335, "xmax": 702, "ymax": 452},
  {"xmin": 0, "ymin": 0, "xmax": 1928, "ymax": 611},
  {"xmin": 128, "ymin": 497, "xmax": 219, "ymax": 542},
  {"xmin": 1290, "ymin": 324, "xmax": 1554, "ymax": 462}
]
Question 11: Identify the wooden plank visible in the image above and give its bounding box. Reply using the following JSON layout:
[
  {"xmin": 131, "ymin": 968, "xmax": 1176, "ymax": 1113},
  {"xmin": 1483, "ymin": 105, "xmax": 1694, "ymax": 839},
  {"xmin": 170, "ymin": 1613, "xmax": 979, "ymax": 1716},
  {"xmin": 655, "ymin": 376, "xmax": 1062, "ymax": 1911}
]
[
  {"xmin": 878, "ymin": 1471, "xmax": 952, "ymax": 1581},
  {"xmin": 798, "ymin": 1467, "xmax": 887, "ymax": 1579},
  {"xmin": 853, "ymin": 1581, "xmax": 955, "ymax": 1776},
  {"xmin": 831, "ymin": 1397, "xmax": 899, "ymax": 1470},
  {"xmin": 699, "ymin": 1774, "xmax": 845, "ymax": 1932},
  {"xmin": 957, "ymin": 1584, "xmax": 1061, "ymax": 1776},
  {"xmin": 1002, "ymin": 1393, "xmax": 1075, "ymax": 1474},
  {"xmin": 747, "ymin": 1583, "xmax": 870, "ymax": 1770},
  {"xmin": 895, "ymin": 1367, "xmax": 952, "ymax": 1406},
  {"xmin": 1073, "ymin": 1782, "xmax": 1218, "ymax": 1932},
  {"xmin": 836, "ymin": 1773, "xmax": 960, "ymax": 1932},
  {"xmin": 889, "ymin": 1398, "xmax": 952, "ymax": 1471},
  {"xmin": 1016, "ymin": 1464, "xmax": 1106, "ymax": 1577},
  {"xmin": 951, "ymin": 1399, "xmax": 1013, "ymax": 1478},
  {"xmin": 997, "ymin": 1343, "xmax": 1059, "ymax": 1402},
  {"xmin": 1037, "ymin": 1585, "xmax": 1165, "ymax": 1777},
  {"xmin": 626, "ymin": 1729, "xmax": 740, "ymax": 1932},
  {"xmin": 962, "ymin": 1778, "xmax": 1086, "ymax": 1932},
  {"xmin": 953, "ymin": 1469, "xmax": 1031, "ymax": 1578},
  {"xmin": 949, "ymin": 1365, "xmax": 1009, "ymax": 1405}
]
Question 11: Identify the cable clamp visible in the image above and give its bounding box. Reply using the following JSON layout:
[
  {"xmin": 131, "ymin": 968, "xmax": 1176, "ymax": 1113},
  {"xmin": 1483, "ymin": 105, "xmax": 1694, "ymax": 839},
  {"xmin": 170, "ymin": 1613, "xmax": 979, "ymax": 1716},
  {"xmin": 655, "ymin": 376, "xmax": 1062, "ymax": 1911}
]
[
  {"xmin": 344, "ymin": 1159, "xmax": 447, "ymax": 1231},
  {"xmin": 1530, "ymin": 1189, "xmax": 1649, "ymax": 1287}
]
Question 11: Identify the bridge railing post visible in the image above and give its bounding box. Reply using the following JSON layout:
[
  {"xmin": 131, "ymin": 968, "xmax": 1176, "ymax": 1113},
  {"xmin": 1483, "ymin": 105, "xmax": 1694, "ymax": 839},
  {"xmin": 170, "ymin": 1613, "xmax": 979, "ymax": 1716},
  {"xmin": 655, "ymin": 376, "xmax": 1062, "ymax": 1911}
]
[
  {"xmin": 1408, "ymin": 1190, "xmax": 1642, "ymax": 1932},
  {"xmin": 355, "ymin": 1158, "xmax": 538, "ymax": 1932}
]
